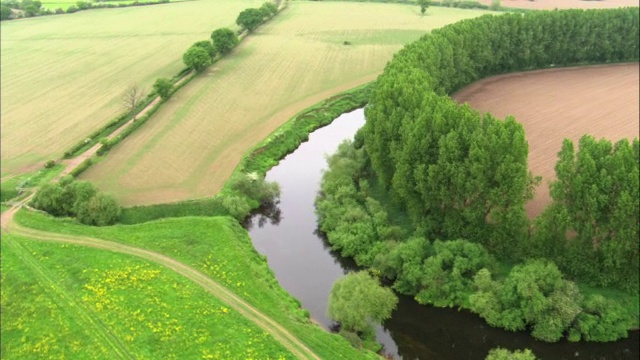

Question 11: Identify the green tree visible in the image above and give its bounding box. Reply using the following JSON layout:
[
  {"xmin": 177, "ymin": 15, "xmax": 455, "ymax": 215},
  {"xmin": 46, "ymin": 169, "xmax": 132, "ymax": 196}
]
[
  {"xmin": 182, "ymin": 46, "xmax": 212, "ymax": 72},
  {"xmin": 485, "ymin": 348, "xmax": 536, "ymax": 360},
  {"xmin": 153, "ymin": 78, "xmax": 173, "ymax": 100},
  {"xmin": 259, "ymin": 1, "xmax": 277, "ymax": 18},
  {"xmin": 1, "ymin": 4, "xmax": 12, "ymax": 20},
  {"xmin": 76, "ymin": 193, "xmax": 121, "ymax": 226},
  {"xmin": 192, "ymin": 40, "xmax": 216, "ymax": 58},
  {"xmin": 236, "ymin": 8, "xmax": 264, "ymax": 32},
  {"xmin": 418, "ymin": 0, "xmax": 430, "ymax": 15},
  {"xmin": 328, "ymin": 271, "xmax": 398, "ymax": 335},
  {"xmin": 211, "ymin": 28, "xmax": 239, "ymax": 56}
]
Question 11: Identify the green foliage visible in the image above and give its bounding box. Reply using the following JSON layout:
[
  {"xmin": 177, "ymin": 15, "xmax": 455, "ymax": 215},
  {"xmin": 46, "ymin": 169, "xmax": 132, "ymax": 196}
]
[
  {"xmin": 571, "ymin": 295, "xmax": 628, "ymax": 342},
  {"xmin": 31, "ymin": 177, "xmax": 120, "ymax": 226},
  {"xmin": 414, "ymin": 239, "xmax": 493, "ymax": 307},
  {"xmin": 220, "ymin": 195, "xmax": 252, "ymax": 221},
  {"xmin": 228, "ymin": 172, "xmax": 280, "ymax": 206},
  {"xmin": 236, "ymin": 7, "xmax": 264, "ymax": 32},
  {"xmin": 152, "ymin": 77, "xmax": 173, "ymax": 100},
  {"xmin": 210, "ymin": 27, "xmax": 239, "ymax": 56},
  {"xmin": 485, "ymin": 347, "xmax": 536, "ymax": 360},
  {"xmin": 535, "ymin": 136, "xmax": 639, "ymax": 291},
  {"xmin": 470, "ymin": 260, "xmax": 584, "ymax": 342},
  {"xmin": 76, "ymin": 193, "xmax": 121, "ymax": 226},
  {"xmin": 328, "ymin": 271, "xmax": 398, "ymax": 335},
  {"xmin": 418, "ymin": 0, "xmax": 430, "ymax": 14},
  {"xmin": 192, "ymin": 40, "xmax": 216, "ymax": 58},
  {"xmin": 1, "ymin": 4, "xmax": 12, "ymax": 20},
  {"xmin": 182, "ymin": 46, "xmax": 212, "ymax": 72},
  {"xmin": 260, "ymin": 1, "xmax": 277, "ymax": 18}
]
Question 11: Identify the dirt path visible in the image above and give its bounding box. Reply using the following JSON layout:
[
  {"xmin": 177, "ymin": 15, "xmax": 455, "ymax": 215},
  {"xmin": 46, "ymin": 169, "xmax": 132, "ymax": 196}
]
[
  {"xmin": 58, "ymin": 73, "xmax": 193, "ymax": 179},
  {"xmin": 1, "ymin": 205, "xmax": 320, "ymax": 360}
]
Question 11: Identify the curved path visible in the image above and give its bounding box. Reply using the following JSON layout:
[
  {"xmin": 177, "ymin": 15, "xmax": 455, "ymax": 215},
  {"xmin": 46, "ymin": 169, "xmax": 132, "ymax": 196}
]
[{"xmin": 1, "ymin": 204, "xmax": 320, "ymax": 360}]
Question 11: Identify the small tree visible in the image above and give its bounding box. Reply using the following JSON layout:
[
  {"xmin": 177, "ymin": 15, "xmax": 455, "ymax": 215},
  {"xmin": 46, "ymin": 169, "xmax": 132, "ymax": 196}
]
[
  {"xmin": 211, "ymin": 28, "xmax": 239, "ymax": 55},
  {"xmin": 122, "ymin": 84, "xmax": 145, "ymax": 120},
  {"xmin": 259, "ymin": 2, "xmax": 277, "ymax": 18},
  {"xmin": 192, "ymin": 40, "xmax": 216, "ymax": 58},
  {"xmin": 236, "ymin": 8, "xmax": 264, "ymax": 32},
  {"xmin": 328, "ymin": 271, "xmax": 398, "ymax": 338},
  {"xmin": 153, "ymin": 78, "xmax": 173, "ymax": 100},
  {"xmin": 183, "ymin": 46, "xmax": 212, "ymax": 72},
  {"xmin": 418, "ymin": 0, "xmax": 430, "ymax": 15},
  {"xmin": 77, "ymin": 193, "xmax": 121, "ymax": 226}
]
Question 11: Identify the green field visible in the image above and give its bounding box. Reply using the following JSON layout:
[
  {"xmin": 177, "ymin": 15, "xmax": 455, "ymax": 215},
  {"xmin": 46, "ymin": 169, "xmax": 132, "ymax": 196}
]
[
  {"xmin": 40, "ymin": 0, "xmax": 176, "ymax": 11},
  {"xmin": 79, "ymin": 1, "xmax": 496, "ymax": 206},
  {"xmin": 1, "ymin": 232, "xmax": 296, "ymax": 359},
  {"xmin": 7, "ymin": 209, "xmax": 377, "ymax": 359},
  {"xmin": 0, "ymin": 0, "xmax": 263, "ymax": 179}
]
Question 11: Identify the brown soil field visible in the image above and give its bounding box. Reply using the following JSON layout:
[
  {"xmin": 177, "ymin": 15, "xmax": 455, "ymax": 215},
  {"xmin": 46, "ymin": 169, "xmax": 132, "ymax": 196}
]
[
  {"xmin": 477, "ymin": 0, "xmax": 639, "ymax": 10},
  {"xmin": 452, "ymin": 63, "xmax": 639, "ymax": 218}
]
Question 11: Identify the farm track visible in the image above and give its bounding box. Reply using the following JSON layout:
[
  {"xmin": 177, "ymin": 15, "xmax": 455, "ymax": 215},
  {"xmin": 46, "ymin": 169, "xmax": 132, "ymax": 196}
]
[{"xmin": 1, "ymin": 205, "xmax": 321, "ymax": 360}]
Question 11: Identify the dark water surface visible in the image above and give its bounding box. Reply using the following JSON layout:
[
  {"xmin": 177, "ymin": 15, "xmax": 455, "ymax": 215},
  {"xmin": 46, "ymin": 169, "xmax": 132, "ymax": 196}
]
[{"xmin": 246, "ymin": 109, "xmax": 639, "ymax": 360}]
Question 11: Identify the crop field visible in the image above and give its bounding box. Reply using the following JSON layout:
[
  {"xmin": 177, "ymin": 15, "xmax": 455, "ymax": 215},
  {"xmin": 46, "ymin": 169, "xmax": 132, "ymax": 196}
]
[
  {"xmin": 452, "ymin": 63, "xmax": 640, "ymax": 218},
  {"xmin": 0, "ymin": 0, "xmax": 263, "ymax": 179},
  {"xmin": 1, "ymin": 232, "xmax": 295, "ymax": 359},
  {"xmin": 80, "ymin": 1, "xmax": 496, "ymax": 206},
  {"xmin": 477, "ymin": 0, "xmax": 640, "ymax": 10}
]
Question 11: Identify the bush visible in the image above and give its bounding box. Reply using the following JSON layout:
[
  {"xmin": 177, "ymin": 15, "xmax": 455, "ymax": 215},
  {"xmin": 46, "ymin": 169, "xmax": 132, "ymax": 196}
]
[
  {"xmin": 221, "ymin": 195, "xmax": 252, "ymax": 221},
  {"xmin": 43, "ymin": 160, "xmax": 56, "ymax": 169},
  {"xmin": 66, "ymin": 5, "xmax": 78, "ymax": 13},
  {"xmin": 229, "ymin": 173, "xmax": 280, "ymax": 205},
  {"xmin": 31, "ymin": 177, "xmax": 120, "ymax": 226}
]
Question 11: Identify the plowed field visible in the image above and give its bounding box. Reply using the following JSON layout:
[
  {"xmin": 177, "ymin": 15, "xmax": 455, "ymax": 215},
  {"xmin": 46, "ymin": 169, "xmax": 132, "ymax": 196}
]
[{"xmin": 452, "ymin": 63, "xmax": 639, "ymax": 218}]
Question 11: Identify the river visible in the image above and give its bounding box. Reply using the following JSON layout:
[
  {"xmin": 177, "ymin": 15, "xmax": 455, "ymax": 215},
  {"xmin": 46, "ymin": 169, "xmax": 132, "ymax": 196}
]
[{"xmin": 246, "ymin": 109, "xmax": 639, "ymax": 360}]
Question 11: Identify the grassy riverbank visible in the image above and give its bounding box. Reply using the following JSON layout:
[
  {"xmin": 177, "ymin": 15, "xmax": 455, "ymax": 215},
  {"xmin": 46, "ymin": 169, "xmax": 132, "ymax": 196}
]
[{"xmin": 10, "ymin": 209, "xmax": 379, "ymax": 359}]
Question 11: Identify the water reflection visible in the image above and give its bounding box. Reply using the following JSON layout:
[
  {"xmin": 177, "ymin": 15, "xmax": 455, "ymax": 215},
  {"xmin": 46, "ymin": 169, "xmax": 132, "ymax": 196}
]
[{"xmin": 245, "ymin": 109, "xmax": 639, "ymax": 360}]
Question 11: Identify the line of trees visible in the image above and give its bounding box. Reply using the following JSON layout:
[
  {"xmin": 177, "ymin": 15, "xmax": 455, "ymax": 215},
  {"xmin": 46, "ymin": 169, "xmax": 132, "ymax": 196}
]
[
  {"xmin": 317, "ymin": 7, "xmax": 639, "ymax": 343},
  {"xmin": 181, "ymin": 1, "xmax": 279, "ymax": 72},
  {"xmin": 363, "ymin": 7, "xmax": 639, "ymax": 288}
]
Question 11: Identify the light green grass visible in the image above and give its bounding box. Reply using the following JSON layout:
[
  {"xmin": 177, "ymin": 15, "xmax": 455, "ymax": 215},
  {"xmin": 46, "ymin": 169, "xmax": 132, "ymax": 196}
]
[
  {"xmin": 12, "ymin": 209, "xmax": 378, "ymax": 359},
  {"xmin": 1, "ymin": 231, "xmax": 295, "ymax": 359},
  {"xmin": 40, "ymin": 0, "xmax": 174, "ymax": 11},
  {"xmin": 80, "ymin": 1, "xmax": 497, "ymax": 206},
  {"xmin": 0, "ymin": 0, "xmax": 264, "ymax": 178}
]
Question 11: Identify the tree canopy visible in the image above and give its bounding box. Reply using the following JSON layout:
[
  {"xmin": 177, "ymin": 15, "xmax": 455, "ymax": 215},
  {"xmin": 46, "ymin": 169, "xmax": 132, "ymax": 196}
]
[
  {"xmin": 236, "ymin": 8, "xmax": 264, "ymax": 32},
  {"xmin": 328, "ymin": 271, "xmax": 398, "ymax": 334},
  {"xmin": 211, "ymin": 28, "xmax": 239, "ymax": 56},
  {"xmin": 182, "ymin": 46, "xmax": 212, "ymax": 72}
]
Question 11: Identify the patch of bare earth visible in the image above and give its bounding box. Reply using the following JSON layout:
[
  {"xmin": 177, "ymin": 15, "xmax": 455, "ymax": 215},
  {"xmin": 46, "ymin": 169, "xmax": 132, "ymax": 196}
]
[
  {"xmin": 452, "ymin": 63, "xmax": 639, "ymax": 218},
  {"xmin": 477, "ymin": 0, "xmax": 639, "ymax": 10}
]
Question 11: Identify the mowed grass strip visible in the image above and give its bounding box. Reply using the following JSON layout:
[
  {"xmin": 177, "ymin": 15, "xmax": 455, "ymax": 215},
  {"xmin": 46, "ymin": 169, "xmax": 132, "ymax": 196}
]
[
  {"xmin": 1, "ymin": 231, "xmax": 296, "ymax": 360},
  {"xmin": 0, "ymin": 0, "xmax": 264, "ymax": 177},
  {"xmin": 81, "ymin": 1, "xmax": 495, "ymax": 206},
  {"xmin": 13, "ymin": 210, "xmax": 379, "ymax": 359}
]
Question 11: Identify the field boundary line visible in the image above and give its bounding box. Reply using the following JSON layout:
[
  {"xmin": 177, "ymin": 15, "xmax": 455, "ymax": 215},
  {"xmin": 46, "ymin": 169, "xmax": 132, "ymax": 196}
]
[{"xmin": 4, "ymin": 214, "xmax": 321, "ymax": 360}]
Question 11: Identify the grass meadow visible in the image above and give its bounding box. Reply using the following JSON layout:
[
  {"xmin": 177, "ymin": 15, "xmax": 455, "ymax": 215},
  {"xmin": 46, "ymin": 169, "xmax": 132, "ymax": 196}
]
[
  {"xmin": 11, "ymin": 209, "xmax": 377, "ymax": 359},
  {"xmin": 80, "ymin": 1, "xmax": 496, "ymax": 206},
  {"xmin": 0, "ymin": 0, "xmax": 263, "ymax": 179},
  {"xmin": 1, "ymin": 231, "xmax": 296, "ymax": 359}
]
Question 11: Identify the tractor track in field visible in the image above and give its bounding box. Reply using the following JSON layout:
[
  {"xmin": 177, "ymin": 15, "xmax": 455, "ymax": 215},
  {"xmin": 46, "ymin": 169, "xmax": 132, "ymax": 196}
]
[{"xmin": 1, "ymin": 202, "xmax": 321, "ymax": 360}]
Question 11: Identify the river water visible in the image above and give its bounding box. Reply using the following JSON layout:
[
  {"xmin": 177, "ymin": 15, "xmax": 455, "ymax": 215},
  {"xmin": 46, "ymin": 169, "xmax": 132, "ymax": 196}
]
[{"xmin": 246, "ymin": 109, "xmax": 639, "ymax": 360}]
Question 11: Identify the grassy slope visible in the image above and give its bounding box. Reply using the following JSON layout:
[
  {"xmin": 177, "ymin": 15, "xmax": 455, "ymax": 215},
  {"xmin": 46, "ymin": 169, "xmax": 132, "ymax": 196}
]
[
  {"xmin": 80, "ymin": 1, "xmax": 496, "ymax": 206},
  {"xmin": 0, "ymin": 0, "xmax": 263, "ymax": 177},
  {"xmin": 1, "ymin": 232, "xmax": 296, "ymax": 359},
  {"xmin": 11, "ymin": 209, "xmax": 378, "ymax": 359}
]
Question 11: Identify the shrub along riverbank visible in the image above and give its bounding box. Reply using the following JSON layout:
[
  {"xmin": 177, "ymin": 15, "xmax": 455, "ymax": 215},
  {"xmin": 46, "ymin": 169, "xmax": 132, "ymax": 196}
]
[{"xmin": 316, "ymin": 7, "xmax": 639, "ymax": 343}]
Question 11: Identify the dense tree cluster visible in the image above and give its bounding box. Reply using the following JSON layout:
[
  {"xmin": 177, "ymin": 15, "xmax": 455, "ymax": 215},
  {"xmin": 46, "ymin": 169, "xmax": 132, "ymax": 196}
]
[
  {"xmin": 317, "ymin": 7, "xmax": 638, "ymax": 343},
  {"xmin": 31, "ymin": 176, "xmax": 121, "ymax": 226}
]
